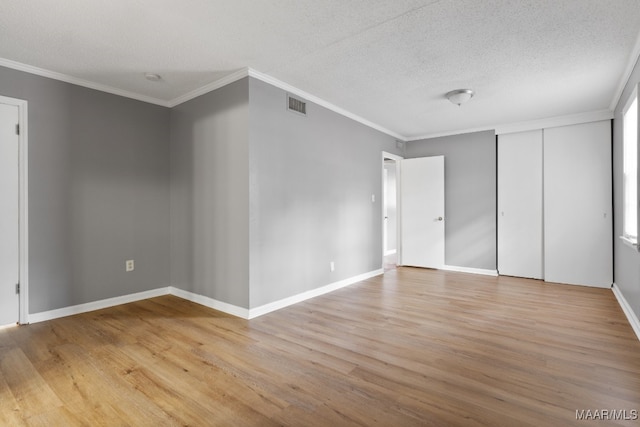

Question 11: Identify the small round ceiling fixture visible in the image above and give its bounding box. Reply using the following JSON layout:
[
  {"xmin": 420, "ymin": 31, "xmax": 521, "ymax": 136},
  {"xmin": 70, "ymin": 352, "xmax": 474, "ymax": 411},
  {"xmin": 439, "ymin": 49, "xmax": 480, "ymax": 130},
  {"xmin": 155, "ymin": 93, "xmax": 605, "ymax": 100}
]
[
  {"xmin": 144, "ymin": 73, "xmax": 162, "ymax": 82},
  {"xmin": 446, "ymin": 89, "xmax": 474, "ymax": 106}
]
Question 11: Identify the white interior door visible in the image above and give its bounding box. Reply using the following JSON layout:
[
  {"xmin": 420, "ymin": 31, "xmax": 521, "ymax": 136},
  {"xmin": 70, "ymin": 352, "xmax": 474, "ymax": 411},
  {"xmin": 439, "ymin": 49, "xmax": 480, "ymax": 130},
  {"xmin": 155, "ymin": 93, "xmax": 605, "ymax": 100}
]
[
  {"xmin": 543, "ymin": 121, "xmax": 612, "ymax": 288},
  {"xmin": 383, "ymin": 161, "xmax": 398, "ymax": 255},
  {"xmin": 0, "ymin": 102, "xmax": 20, "ymax": 326},
  {"xmin": 383, "ymin": 167, "xmax": 389, "ymax": 254},
  {"xmin": 400, "ymin": 156, "xmax": 445, "ymax": 269},
  {"xmin": 498, "ymin": 130, "xmax": 543, "ymax": 279}
]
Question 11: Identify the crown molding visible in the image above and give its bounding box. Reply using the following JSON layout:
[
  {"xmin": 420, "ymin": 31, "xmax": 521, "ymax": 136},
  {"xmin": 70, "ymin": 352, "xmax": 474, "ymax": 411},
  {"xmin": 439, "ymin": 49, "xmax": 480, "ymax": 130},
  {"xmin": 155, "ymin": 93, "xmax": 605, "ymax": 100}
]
[
  {"xmin": 167, "ymin": 68, "xmax": 250, "ymax": 107},
  {"xmin": 494, "ymin": 109, "xmax": 613, "ymax": 135},
  {"xmin": 407, "ymin": 109, "xmax": 614, "ymax": 141},
  {"xmin": 407, "ymin": 125, "xmax": 496, "ymax": 141},
  {"xmin": 610, "ymin": 29, "xmax": 640, "ymax": 112},
  {"xmin": 0, "ymin": 58, "xmax": 402, "ymax": 139},
  {"xmin": 247, "ymin": 68, "xmax": 405, "ymax": 140},
  {"xmin": 168, "ymin": 66, "xmax": 405, "ymax": 139},
  {"xmin": 0, "ymin": 57, "xmax": 621, "ymax": 142},
  {"xmin": 0, "ymin": 57, "xmax": 170, "ymax": 107}
]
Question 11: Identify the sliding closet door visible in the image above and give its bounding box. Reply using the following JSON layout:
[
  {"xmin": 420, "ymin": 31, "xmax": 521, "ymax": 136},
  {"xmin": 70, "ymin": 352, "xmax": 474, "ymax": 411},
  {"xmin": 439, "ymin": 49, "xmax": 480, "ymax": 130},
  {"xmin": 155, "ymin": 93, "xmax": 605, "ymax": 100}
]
[
  {"xmin": 497, "ymin": 130, "xmax": 543, "ymax": 279},
  {"xmin": 543, "ymin": 121, "xmax": 612, "ymax": 288}
]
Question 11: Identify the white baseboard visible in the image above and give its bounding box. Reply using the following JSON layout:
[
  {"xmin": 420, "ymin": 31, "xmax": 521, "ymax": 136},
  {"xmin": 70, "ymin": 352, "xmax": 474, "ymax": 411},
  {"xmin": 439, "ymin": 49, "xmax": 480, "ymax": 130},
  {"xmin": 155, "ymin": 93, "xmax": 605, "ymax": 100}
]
[
  {"xmin": 248, "ymin": 269, "xmax": 385, "ymax": 319},
  {"xmin": 28, "ymin": 287, "xmax": 170, "ymax": 324},
  {"xmin": 612, "ymin": 283, "xmax": 640, "ymax": 342},
  {"xmin": 442, "ymin": 265, "xmax": 498, "ymax": 276},
  {"xmin": 26, "ymin": 269, "xmax": 386, "ymax": 324},
  {"xmin": 168, "ymin": 269, "xmax": 383, "ymax": 319},
  {"xmin": 168, "ymin": 287, "xmax": 249, "ymax": 319}
]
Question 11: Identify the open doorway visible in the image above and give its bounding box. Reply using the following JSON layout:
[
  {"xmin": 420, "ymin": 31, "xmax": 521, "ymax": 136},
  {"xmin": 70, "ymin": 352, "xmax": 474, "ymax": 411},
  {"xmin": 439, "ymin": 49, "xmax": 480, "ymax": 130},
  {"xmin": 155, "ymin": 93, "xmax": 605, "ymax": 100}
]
[{"xmin": 382, "ymin": 152, "xmax": 402, "ymax": 271}]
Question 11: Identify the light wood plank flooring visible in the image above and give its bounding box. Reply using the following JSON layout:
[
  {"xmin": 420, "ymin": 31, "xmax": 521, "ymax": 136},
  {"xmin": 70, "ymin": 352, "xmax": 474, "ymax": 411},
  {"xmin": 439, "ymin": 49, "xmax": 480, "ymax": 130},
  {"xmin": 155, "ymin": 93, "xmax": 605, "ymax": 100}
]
[{"xmin": 1, "ymin": 268, "xmax": 639, "ymax": 426}]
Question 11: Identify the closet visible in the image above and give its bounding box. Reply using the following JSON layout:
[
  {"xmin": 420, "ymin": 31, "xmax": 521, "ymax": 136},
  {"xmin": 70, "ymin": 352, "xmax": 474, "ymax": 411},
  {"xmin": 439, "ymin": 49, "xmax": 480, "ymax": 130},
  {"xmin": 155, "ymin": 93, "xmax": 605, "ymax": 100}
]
[
  {"xmin": 497, "ymin": 130, "xmax": 543, "ymax": 279},
  {"xmin": 497, "ymin": 120, "xmax": 612, "ymax": 288}
]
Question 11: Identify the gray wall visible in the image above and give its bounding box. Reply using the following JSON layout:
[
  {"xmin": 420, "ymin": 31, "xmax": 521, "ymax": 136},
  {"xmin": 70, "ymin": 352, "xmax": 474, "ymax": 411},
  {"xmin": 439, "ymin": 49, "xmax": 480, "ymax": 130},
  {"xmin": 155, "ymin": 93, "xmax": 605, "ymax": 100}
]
[
  {"xmin": 170, "ymin": 78, "xmax": 250, "ymax": 308},
  {"xmin": 2, "ymin": 65, "xmax": 399, "ymax": 315},
  {"xmin": 406, "ymin": 131, "xmax": 497, "ymax": 270},
  {"xmin": 248, "ymin": 77, "xmax": 401, "ymax": 308},
  {"xmin": 613, "ymin": 56, "xmax": 640, "ymax": 321},
  {"xmin": 5, "ymin": 61, "xmax": 632, "ymax": 321},
  {"xmin": 0, "ymin": 66, "xmax": 171, "ymax": 313}
]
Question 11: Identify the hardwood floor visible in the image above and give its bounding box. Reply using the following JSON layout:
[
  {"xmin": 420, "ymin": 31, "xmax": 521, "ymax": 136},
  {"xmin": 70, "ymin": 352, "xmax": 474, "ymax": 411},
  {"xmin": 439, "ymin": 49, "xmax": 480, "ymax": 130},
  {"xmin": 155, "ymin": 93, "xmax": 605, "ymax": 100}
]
[{"xmin": 1, "ymin": 268, "xmax": 639, "ymax": 426}]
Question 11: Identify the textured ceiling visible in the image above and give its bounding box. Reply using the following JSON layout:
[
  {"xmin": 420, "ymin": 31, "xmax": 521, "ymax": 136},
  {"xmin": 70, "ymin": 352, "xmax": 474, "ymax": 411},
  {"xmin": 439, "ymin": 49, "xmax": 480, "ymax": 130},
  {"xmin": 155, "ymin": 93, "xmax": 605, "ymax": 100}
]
[{"xmin": 1, "ymin": 0, "xmax": 640, "ymax": 139}]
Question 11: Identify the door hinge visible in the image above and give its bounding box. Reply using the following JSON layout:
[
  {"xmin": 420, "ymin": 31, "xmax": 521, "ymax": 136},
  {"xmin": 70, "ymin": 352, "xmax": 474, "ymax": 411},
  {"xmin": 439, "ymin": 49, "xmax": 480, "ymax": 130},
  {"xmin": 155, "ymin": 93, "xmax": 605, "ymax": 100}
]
[
  {"xmin": 15, "ymin": 283, "xmax": 20, "ymax": 294},
  {"xmin": 15, "ymin": 124, "xmax": 20, "ymax": 135}
]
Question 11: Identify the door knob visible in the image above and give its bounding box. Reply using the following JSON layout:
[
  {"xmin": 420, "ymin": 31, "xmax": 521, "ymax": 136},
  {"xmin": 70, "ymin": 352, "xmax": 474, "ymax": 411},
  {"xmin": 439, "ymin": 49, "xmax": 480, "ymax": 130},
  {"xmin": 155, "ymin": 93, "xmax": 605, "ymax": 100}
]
[{"xmin": 437, "ymin": 217, "xmax": 443, "ymax": 221}]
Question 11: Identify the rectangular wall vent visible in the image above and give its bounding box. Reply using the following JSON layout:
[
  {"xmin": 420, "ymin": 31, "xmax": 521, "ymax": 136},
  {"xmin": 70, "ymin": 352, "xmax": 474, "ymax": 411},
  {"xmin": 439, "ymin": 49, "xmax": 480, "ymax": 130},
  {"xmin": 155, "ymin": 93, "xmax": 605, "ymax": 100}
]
[{"xmin": 287, "ymin": 94, "xmax": 307, "ymax": 116}]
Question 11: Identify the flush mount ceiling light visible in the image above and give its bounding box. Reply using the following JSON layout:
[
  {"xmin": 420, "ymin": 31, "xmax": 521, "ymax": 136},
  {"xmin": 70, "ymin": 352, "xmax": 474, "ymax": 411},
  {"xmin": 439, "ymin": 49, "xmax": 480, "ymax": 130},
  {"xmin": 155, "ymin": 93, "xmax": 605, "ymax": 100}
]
[
  {"xmin": 144, "ymin": 72, "xmax": 162, "ymax": 82},
  {"xmin": 446, "ymin": 89, "xmax": 474, "ymax": 106}
]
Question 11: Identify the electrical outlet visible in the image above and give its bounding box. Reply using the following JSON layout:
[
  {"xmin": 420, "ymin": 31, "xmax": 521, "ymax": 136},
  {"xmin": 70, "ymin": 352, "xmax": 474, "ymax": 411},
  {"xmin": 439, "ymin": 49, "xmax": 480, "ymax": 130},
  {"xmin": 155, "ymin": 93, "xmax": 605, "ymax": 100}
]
[
  {"xmin": 330, "ymin": 261, "xmax": 335, "ymax": 272},
  {"xmin": 125, "ymin": 259, "xmax": 135, "ymax": 272}
]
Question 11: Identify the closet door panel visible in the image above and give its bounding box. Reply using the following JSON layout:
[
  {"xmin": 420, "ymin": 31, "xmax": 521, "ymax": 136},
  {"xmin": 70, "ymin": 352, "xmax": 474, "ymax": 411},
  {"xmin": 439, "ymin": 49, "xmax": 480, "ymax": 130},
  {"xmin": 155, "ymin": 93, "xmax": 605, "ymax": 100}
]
[
  {"xmin": 543, "ymin": 121, "xmax": 612, "ymax": 288},
  {"xmin": 497, "ymin": 130, "xmax": 543, "ymax": 279}
]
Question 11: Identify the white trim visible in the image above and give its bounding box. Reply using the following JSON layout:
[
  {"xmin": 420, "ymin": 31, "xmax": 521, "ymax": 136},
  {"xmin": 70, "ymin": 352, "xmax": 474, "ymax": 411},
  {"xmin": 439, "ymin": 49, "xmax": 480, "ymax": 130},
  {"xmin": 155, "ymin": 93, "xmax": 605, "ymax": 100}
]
[
  {"xmin": 18, "ymin": 100, "xmax": 28, "ymax": 324},
  {"xmin": 247, "ymin": 68, "xmax": 405, "ymax": 140},
  {"xmin": 407, "ymin": 125, "xmax": 497, "ymax": 141},
  {"xmin": 621, "ymin": 85, "xmax": 639, "ymax": 245},
  {"xmin": 0, "ymin": 58, "xmax": 169, "ymax": 107},
  {"xmin": 168, "ymin": 287, "xmax": 250, "ymax": 319},
  {"xmin": 0, "ymin": 56, "xmax": 626, "ymax": 144},
  {"xmin": 407, "ymin": 110, "xmax": 614, "ymax": 141},
  {"xmin": 382, "ymin": 152, "xmax": 404, "ymax": 162},
  {"xmin": 620, "ymin": 235, "xmax": 639, "ymax": 251},
  {"xmin": 610, "ymin": 29, "xmax": 640, "ymax": 112},
  {"xmin": 0, "ymin": 323, "xmax": 19, "ymax": 330},
  {"xmin": 622, "ymin": 84, "xmax": 638, "ymax": 116},
  {"xmin": 494, "ymin": 110, "xmax": 613, "ymax": 135},
  {"xmin": 441, "ymin": 265, "xmax": 499, "ymax": 276},
  {"xmin": 0, "ymin": 58, "xmax": 404, "ymax": 141},
  {"xmin": 167, "ymin": 68, "xmax": 250, "ymax": 107},
  {"xmin": 248, "ymin": 269, "xmax": 384, "ymax": 319},
  {"xmin": 382, "ymin": 152, "xmax": 404, "ymax": 266},
  {"xmin": 612, "ymin": 283, "xmax": 640, "ymax": 342},
  {"xmin": 168, "ymin": 67, "xmax": 406, "ymax": 140},
  {"xmin": 384, "ymin": 249, "xmax": 397, "ymax": 256},
  {"xmin": 28, "ymin": 287, "xmax": 170, "ymax": 323},
  {"xmin": 24, "ymin": 269, "xmax": 385, "ymax": 324},
  {"xmin": 0, "ymin": 95, "xmax": 29, "ymax": 325}
]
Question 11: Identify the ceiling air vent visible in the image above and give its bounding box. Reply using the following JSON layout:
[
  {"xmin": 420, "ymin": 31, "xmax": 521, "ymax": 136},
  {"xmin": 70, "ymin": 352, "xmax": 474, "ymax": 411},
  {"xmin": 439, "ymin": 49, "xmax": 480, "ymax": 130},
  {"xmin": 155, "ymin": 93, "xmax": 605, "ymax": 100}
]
[{"xmin": 287, "ymin": 94, "xmax": 307, "ymax": 116}]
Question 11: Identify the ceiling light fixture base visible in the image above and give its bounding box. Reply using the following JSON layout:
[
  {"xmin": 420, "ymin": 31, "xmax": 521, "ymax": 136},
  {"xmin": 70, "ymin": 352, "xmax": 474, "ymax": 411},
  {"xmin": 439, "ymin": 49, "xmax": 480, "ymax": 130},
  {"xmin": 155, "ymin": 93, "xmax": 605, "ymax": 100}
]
[
  {"xmin": 446, "ymin": 89, "xmax": 474, "ymax": 106},
  {"xmin": 144, "ymin": 73, "xmax": 163, "ymax": 82}
]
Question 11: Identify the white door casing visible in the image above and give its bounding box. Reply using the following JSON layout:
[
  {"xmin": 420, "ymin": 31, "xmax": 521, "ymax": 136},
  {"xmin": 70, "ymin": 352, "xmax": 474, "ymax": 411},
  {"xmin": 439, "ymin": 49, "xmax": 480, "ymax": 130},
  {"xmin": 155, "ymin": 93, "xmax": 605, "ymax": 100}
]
[
  {"xmin": 400, "ymin": 156, "xmax": 445, "ymax": 269},
  {"xmin": 383, "ymin": 167, "xmax": 389, "ymax": 254},
  {"xmin": 382, "ymin": 152, "xmax": 403, "ymax": 263},
  {"xmin": 0, "ymin": 102, "xmax": 20, "ymax": 326}
]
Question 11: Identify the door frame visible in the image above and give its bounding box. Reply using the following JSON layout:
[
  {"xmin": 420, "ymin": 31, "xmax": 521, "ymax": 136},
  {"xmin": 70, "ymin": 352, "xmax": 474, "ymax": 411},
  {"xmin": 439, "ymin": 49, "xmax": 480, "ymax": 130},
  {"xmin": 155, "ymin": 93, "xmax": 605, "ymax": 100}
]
[
  {"xmin": 0, "ymin": 95, "xmax": 29, "ymax": 324},
  {"xmin": 382, "ymin": 152, "xmax": 403, "ymax": 265}
]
